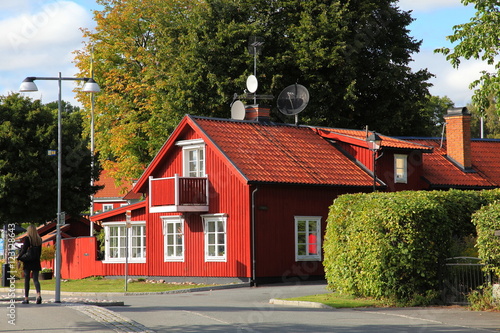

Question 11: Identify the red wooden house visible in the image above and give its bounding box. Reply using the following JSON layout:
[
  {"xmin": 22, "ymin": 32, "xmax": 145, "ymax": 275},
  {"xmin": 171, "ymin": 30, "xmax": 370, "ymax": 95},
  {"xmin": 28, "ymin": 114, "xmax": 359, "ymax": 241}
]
[
  {"xmin": 86, "ymin": 106, "xmax": 432, "ymax": 284},
  {"xmin": 60, "ymin": 106, "xmax": 499, "ymax": 284}
]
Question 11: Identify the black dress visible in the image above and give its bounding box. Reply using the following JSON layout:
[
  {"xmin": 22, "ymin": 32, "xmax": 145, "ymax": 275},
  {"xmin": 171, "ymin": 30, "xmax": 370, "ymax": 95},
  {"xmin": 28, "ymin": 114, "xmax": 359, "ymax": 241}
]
[{"xmin": 18, "ymin": 237, "xmax": 42, "ymax": 271}]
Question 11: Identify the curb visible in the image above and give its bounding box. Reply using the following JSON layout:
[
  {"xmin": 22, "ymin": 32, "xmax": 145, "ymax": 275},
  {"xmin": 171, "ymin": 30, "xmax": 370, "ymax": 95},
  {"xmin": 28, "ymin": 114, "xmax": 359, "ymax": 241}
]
[{"xmin": 269, "ymin": 298, "xmax": 333, "ymax": 309}]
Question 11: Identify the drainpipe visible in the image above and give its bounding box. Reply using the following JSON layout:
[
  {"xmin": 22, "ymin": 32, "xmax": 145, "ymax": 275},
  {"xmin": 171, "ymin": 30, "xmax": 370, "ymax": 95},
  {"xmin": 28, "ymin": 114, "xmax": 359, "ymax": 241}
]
[{"xmin": 251, "ymin": 186, "xmax": 259, "ymax": 286}]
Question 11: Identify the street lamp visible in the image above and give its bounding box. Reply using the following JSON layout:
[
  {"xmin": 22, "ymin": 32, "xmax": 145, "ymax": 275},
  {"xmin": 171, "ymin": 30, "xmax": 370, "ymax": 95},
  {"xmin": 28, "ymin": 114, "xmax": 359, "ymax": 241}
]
[
  {"xmin": 20, "ymin": 73, "xmax": 100, "ymax": 303},
  {"xmin": 366, "ymin": 132, "xmax": 382, "ymax": 192}
]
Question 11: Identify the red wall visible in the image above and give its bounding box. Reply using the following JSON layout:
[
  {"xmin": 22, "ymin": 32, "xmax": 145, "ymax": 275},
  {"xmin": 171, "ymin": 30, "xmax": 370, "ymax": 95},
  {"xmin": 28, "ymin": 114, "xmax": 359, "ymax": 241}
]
[{"xmin": 253, "ymin": 184, "xmax": 365, "ymax": 280}]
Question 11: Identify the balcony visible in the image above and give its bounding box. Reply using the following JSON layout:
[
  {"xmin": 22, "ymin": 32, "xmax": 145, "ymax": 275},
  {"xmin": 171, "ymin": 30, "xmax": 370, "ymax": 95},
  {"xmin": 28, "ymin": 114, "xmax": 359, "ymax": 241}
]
[{"xmin": 149, "ymin": 174, "xmax": 209, "ymax": 213}]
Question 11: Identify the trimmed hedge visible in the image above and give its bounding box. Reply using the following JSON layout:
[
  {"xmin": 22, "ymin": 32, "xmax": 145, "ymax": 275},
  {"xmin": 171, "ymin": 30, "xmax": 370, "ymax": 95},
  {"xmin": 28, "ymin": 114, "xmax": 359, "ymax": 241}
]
[
  {"xmin": 323, "ymin": 189, "xmax": 500, "ymax": 303},
  {"xmin": 472, "ymin": 201, "xmax": 500, "ymax": 278}
]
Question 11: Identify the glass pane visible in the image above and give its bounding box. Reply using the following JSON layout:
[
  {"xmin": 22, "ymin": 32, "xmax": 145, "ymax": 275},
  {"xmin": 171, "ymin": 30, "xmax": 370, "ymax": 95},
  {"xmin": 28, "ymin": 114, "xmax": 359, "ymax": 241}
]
[
  {"xmin": 167, "ymin": 235, "xmax": 174, "ymax": 244},
  {"xmin": 298, "ymin": 245, "xmax": 306, "ymax": 256},
  {"xmin": 217, "ymin": 233, "xmax": 225, "ymax": 245},
  {"xmin": 176, "ymin": 246, "xmax": 183, "ymax": 256},
  {"xmin": 167, "ymin": 246, "xmax": 173, "ymax": 256},
  {"xmin": 297, "ymin": 221, "xmax": 306, "ymax": 232},
  {"xmin": 297, "ymin": 234, "xmax": 306, "ymax": 244},
  {"xmin": 208, "ymin": 233, "xmax": 215, "ymax": 244},
  {"xmin": 208, "ymin": 245, "xmax": 215, "ymax": 256},
  {"xmin": 217, "ymin": 245, "xmax": 225, "ymax": 256},
  {"xmin": 167, "ymin": 223, "xmax": 173, "ymax": 233},
  {"xmin": 217, "ymin": 221, "xmax": 224, "ymax": 232},
  {"xmin": 208, "ymin": 222, "xmax": 215, "ymax": 232},
  {"xmin": 309, "ymin": 221, "xmax": 317, "ymax": 232}
]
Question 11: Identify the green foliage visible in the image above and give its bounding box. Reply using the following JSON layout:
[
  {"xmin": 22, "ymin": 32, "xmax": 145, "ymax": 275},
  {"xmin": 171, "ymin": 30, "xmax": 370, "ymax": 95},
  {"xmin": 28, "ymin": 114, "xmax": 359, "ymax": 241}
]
[
  {"xmin": 435, "ymin": 0, "xmax": 500, "ymax": 115},
  {"xmin": 323, "ymin": 189, "xmax": 500, "ymax": 304},
  {"xmin": 467, "ymin": 284, "xmax": 500, "ymax": 311},
  {"xmin": 0, "ymin": 94, "xmax": 102, "ymax": 225},
  {"xmin": 41, "ymin": 245, "xmax": 56, "ymax": 262},
  {"xmin": 75, "ymin": 0, "xmax": 433, "ymax": 184},
  {"xmin": 472, "ymin": 201, "xmax": 500, "ymax": 277}
]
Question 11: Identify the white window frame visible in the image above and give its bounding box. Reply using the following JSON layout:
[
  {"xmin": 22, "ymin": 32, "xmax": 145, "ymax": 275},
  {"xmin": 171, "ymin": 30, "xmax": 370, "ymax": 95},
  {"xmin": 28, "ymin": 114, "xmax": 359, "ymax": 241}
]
[
  {"xmin": 102, "ymin": 221, "xmax": 146, "ymax": 263},
  {"xmin": 176, "ymin": 139, "xmax": 206, "ymax": 177},
  {"xmin": 162, "ymin": 215, "xmax": 185, "ymax": 262},
  {"xmin": 294, "ymin": 216, "xmax": 321, "ymax": 262},
  {"xmin": 202, "ymin": 213, "xmax": 227, "ymax": 262},
  {"xmin": 394, "ymin": 154, "xmax": 408, "ymax": 184},
  {"xmin": 103, "ymin": 204, "xmax": 114, "ymax": 212}
]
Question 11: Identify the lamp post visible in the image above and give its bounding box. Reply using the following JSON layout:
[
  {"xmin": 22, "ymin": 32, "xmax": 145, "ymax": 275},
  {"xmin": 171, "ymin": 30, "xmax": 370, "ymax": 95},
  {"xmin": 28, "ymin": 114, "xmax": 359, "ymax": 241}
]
[
  {"xmin": 366, "ymin": 132, "xmax": 382, "ymax": 192},
  {"xmin": 20, "ymin": 73, "xmax": 100, "ymax": 303}
]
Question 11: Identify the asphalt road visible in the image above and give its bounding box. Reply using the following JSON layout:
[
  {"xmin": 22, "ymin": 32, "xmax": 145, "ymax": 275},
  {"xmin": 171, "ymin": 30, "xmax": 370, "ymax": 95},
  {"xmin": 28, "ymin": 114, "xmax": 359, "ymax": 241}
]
[
  {"xmin": 2, "ymin": 281, "xmax": 500, "ymax": 332},
  {"xmin": 107, "ymin": 282, "xmax": 500, "ymax": 333}
]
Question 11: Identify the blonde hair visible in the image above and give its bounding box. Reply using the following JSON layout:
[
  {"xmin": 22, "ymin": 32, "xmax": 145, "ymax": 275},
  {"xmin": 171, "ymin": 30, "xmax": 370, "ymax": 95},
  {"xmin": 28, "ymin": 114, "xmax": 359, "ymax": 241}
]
[{"xmin": 27, "ymin": 224, "xmax": 42, "ymax": 246}]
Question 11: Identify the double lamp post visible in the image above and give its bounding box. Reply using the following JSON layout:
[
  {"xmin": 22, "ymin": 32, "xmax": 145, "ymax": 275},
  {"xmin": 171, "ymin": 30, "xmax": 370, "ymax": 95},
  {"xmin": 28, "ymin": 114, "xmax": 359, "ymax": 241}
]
[{"xmin": 19, "ymin": 73, "xmax": 100, "ymax": 303}]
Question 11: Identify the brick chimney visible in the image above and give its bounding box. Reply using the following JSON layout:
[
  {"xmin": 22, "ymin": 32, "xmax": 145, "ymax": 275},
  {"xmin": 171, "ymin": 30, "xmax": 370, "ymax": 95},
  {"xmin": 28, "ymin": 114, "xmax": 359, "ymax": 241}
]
[
  {"xmin": 245, "ymin": 104, "xmax": 270, "ymax": 122},
  {"xmin": 445, "ymin": 107, "xmax": 472, "ymax": 170}
]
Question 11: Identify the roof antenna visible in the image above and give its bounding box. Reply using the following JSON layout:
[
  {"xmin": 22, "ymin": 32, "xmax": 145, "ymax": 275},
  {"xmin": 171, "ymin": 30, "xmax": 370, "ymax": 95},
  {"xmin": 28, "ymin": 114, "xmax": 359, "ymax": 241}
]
[{"xmin": 440, "ymin": 123, "xmax": 446, "ymax": 149}]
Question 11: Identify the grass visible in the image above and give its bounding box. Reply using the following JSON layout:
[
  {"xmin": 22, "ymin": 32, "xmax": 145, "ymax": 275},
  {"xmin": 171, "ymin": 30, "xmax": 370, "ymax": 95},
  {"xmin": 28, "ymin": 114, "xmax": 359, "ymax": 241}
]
[
  {"xmin": 283, "ymin": 292, "xmax": 387, "ymax": 308},
  {"xmin": 14, "ymin": 276, "xmax": 217, "ymax": 293}
]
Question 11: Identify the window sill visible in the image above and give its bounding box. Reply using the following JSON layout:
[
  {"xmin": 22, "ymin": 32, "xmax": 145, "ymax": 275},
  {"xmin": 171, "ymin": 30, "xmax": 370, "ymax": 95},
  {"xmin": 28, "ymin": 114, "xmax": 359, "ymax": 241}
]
[{"xmin": 103, "ymin": 259, "xmax": 146, "ymax": 264}]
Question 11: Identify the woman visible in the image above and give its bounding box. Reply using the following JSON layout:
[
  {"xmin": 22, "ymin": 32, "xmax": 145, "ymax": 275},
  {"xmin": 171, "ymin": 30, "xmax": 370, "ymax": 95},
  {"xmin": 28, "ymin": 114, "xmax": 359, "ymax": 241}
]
[{"xmin": 17, "ymin": 224, "xmax": 42, "ymax": 304}]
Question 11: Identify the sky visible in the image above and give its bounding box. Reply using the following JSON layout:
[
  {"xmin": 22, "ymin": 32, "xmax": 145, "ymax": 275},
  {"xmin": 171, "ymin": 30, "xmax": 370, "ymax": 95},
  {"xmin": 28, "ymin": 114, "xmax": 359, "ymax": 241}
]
[{"xmin": 0, "ymin": 0, "xmax": 490, "ymax": 108}]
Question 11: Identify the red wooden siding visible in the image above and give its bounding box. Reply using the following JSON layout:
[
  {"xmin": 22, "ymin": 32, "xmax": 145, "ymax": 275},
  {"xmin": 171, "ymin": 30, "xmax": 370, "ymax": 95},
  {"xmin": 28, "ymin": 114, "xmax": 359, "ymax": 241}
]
[
  {"xmin": 142, "ymin": 141, "xmax": 252, "ymax": 278},
  {"xmin": 252, "ymin": 184, "xmax": 364, "ymax": 279},
  {"xmin": 150, "ymin": 176, "xmax": 208, "ymax": 207},
  {"xmin": 151, "ymin": 177, "xmax": 175, "ymax": 205}
]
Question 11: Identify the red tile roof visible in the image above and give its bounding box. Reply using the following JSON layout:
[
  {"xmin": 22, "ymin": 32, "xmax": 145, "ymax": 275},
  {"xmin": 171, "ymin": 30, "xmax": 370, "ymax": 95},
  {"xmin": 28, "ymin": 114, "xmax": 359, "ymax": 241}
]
[
  {"xmin": 94, "ymin": 170, "xmax": 130, "ymax": 199},
  {"xmin": 407, "ymin": 138, "xmax": 500, "ymax": 188},
  {"xmin": 193, "ymin": 117, "xmax": 375, "ymax": 187},
  {"xmin": 314, "ymin": 127, "xmax": 433, "ymax": 151}
]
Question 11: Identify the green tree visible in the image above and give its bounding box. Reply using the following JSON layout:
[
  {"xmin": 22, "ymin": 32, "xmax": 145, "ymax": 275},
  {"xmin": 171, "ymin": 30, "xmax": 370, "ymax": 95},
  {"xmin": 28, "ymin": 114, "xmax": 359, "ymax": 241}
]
[
  {"xmin": 0, "ymin": 94, "xmax": 101, "ymax": 226},
  {"xmin": 468, "ymin": 97, "xmax": 500, "ymax": 139},
  {"xmin": 419, "ymin": 95, "xmax": 455, "ymax": 137},
  {"xmin": 435, "ymin": 0, "xmax": 500, "ymax": 115},
  {"xmin": 75, "ymin": 0, "xmax": 433, "ymax": 183}
]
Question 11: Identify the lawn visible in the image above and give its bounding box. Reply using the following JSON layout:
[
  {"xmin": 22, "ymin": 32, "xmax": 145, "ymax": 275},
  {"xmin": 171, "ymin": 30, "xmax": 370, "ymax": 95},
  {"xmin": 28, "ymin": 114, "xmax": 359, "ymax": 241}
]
[
  {"xmin": 283, "ymin": 293, "xmax": 386, "ymax": 308},
  {"xmin": 14, "ymin": 277, "xmax": 217, "ymax": 293}
]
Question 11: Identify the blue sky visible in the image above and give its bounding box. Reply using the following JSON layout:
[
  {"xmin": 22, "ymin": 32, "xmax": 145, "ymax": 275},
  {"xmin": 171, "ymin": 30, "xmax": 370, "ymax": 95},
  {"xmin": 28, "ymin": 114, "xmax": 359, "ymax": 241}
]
[{"xmin": 0, "ymin": 0, "xmax": 488, "ymax": 108}]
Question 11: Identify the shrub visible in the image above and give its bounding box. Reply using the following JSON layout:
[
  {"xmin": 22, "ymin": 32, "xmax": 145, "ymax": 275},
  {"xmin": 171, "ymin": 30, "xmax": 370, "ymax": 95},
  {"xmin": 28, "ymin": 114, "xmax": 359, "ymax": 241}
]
[
  {"xmin": 323, "ymin": 189, "xmax": 500, "ymax": 304},
  {"xmin": 472, "ymin": 201, "xmax": 500, "ymax": 278}
]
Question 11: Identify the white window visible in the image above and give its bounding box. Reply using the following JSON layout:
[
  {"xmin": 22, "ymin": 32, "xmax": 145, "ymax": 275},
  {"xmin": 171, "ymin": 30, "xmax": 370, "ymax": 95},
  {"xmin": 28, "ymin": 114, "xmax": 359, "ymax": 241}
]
[
  {"xmin": 103, "ymin": 222, "xmax": 146, "ymax": 263},
  {"xmin": 103, "ymin": 204, "xmax": 114, "ymax": 211},
  {"xmin": 295, "ymin": 216, "xmax": 321, "ymax": 261},
  {"xmin": 162, "ymin": 216, "xmax": 184, "ymax": 262},
  {"xmin": 394, "ymin": 154, "xmax": 408, "ymax": 184},
  {"xmin": 176, "ymin": 139, "xmax": 205, "ymax": 177},
  {"xmin": 202, "ymin": 214, "xmax": 227, "ymax": 262}
]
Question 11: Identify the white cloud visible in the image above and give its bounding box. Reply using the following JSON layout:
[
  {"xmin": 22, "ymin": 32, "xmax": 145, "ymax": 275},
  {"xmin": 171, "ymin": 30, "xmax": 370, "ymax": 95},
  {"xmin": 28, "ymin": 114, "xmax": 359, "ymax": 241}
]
[
  {"xmin": 0, "ymin": 1, "xmax": 94, "ymax": 104},
  {"xmin": 410, "ymin": 50, "xmax": 495, "ymax": 107},
  {"xmin": 397, "ymin": 0, "xmax": 464, "ymax": 12}
]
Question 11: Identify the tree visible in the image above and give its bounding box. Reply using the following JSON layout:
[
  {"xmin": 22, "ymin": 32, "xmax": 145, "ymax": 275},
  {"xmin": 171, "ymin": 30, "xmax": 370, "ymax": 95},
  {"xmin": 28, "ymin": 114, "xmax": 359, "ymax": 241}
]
[
  {"xmin": 435, "ymin": 0, "xmax": 500, "ymax": 115},
  {"xmin": 468, "ymin": 96, "xmax": 500, "ymax": 138},
  {"xmin": 0, "ymin": 94, "xmax": 101, "ymax": 226},
  {"xmin": 419, "ymin": 95, "xmax": 455, "ymax": 137},
  {"xmin": 74, "ymin": 0, "xmax": 433, "ymax": 183}
]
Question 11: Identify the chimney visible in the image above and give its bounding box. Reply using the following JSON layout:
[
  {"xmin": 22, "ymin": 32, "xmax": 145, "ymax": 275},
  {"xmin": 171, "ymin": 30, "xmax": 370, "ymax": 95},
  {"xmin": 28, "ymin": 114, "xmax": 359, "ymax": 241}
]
[
  {"xmin": 445, "ymin": 107, "xmax": 472, "ymax": 170},
  {"xmin": 245, "ymin": 104, "xmax": 270, "ymax": 122}
]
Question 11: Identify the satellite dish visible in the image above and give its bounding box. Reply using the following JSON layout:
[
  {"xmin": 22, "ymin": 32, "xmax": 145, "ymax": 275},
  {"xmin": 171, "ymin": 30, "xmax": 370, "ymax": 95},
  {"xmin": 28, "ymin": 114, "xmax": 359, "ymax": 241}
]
[
  {"xmin": 246, "ymin": 75, "xmax": 258, "ymax": 93},
  {"xmin": 277, "ymin": 84, "xmax": 309, "ymax": 115},
  {"xmin": 231, "ymin": 100, "xmax": 246, "ymax": 120}
]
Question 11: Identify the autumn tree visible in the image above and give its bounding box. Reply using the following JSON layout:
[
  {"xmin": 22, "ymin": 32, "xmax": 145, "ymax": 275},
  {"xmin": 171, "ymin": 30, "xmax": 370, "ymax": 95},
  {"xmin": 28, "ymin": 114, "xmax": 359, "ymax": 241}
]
[
  {"xmin": 0, "ymin": 94, "xmax": 101, "ymax": 226},
  {"xmin": 75, "ymin": 0, "xmax": 433, "ymax": 183},
  {"xmin": 435, "ymin": 0, "xmax": 500, "ymax": 116}
]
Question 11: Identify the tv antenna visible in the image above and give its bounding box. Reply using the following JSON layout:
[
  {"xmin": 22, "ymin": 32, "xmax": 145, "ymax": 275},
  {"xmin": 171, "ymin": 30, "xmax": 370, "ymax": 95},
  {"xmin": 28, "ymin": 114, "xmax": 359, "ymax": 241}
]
[{"xmin": 277, "ymin": 83, "xmax": 310, "ymax": 125}]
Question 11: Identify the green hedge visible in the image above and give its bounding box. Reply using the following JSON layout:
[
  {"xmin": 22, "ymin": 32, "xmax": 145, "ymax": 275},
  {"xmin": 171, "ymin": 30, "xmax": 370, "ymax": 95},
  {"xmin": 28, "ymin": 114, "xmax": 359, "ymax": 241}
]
[
  {"xmin": 472, "ymin": 201, "xmax": 500, "ymax": 278},
  {"xmin": 323, "ymin": 189, "xmax": 500, "ymax": 303}
]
